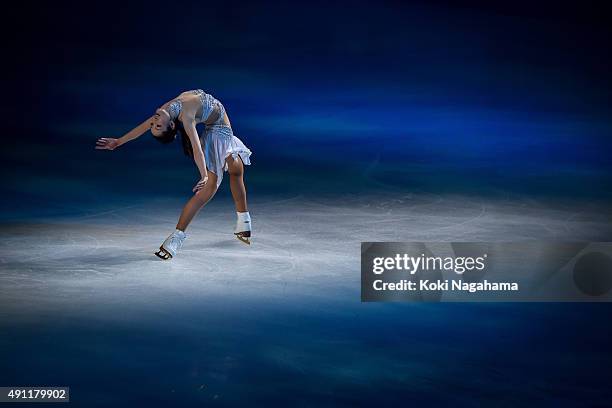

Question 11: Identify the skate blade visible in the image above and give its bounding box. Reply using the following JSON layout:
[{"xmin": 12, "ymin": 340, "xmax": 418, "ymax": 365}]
[
  {"xmin": 154, "ymin": 246, "xmax": 173, "ymax": 260},
  {"xmin": 234, "ymin": 233, "xmax": 251, "ymax": 245}
]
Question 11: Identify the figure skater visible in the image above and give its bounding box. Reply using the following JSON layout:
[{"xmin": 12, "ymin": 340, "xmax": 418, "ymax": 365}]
[{"xmin": 95, "ymin": 89, "xmax": 252, "ymax": 259}]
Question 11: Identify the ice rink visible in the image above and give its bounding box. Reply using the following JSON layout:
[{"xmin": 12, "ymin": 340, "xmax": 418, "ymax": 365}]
[
  {"xmin": 2, "ymin": 192, "xmax": 612, "ymax": 406},
  {"xmin": 2, "ymin": 192, "xmax": 611, "ymax": 311}
]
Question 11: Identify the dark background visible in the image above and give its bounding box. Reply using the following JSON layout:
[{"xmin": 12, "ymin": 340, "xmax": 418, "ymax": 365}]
[
  {"xmin": 1, "ymin": 2, "xmax": 612, "ymax": 406},
  {"xmin": 2, "ymin": 0, "xmax": 611, "ymax": 219}
]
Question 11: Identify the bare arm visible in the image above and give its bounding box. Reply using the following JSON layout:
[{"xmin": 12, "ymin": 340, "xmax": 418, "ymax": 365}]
[
  {"xmin": 118, "ymin": 116, "xmax": 154, "ymax": 146},
  {"xmin": 95, "ymin": 116, "xmax": 153, "ymax": 150},
  {"xmin": 182, "ymin": 118, "xmax": 208, "ymax": 180}
]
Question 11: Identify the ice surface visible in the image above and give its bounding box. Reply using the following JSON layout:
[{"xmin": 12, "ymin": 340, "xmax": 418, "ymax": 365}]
[
  {"xmin": 1, "ymin": 193, "xmax": 611, "ymax": 312},
  {"xmin": 1, "ymin": 192, "xmax": 611, "ymax": 405}
]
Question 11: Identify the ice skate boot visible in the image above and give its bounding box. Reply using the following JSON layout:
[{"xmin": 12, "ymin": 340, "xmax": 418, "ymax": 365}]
[
  {"xmin": 155, "ymin": 229, "xmax": 187, "ymax": 260},
  {"xmin": 234, "ymin": 211, "xmax": 252, "ymax": 245}
]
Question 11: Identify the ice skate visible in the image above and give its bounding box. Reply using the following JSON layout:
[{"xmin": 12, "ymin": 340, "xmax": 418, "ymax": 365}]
[
  {"xmin": 234, "ymin": 230, "xmax": 251, "ymax": 245},
  {"xmin": 155, "ymin": 229, "xmax": 187, "ymax": 260},
  {"xmin": 234, "ymin": 213, "xmax": 252, "ymax": 245}
]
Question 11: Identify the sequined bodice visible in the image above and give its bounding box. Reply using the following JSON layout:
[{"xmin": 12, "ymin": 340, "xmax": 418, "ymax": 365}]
[
  {"xmin": 160, "ymin": 89, "xmax": 221, "ymax": 124},
  {"xmin": 191, "ymin": 89, "xmax": 208, "ymax": 121},
  {"xmin": 191, "ymin": 89, "xmax": 206, "ymax": 104},
  {"xmin": 163, "ymin": 99, "xmax": 182, "ymax": 121}
]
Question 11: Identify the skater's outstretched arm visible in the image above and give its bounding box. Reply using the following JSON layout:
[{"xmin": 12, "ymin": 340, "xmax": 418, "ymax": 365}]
[
  {"xmin": 182, "ymin": 119, "xmax": 209, "ymax": 192},
  {"xmin": 95, "ymin": 116, "xmax": 154, "ymax": 150}
]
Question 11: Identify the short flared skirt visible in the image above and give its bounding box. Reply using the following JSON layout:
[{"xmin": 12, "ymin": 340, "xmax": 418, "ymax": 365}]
[{"xmin": 201, "ymin": 124, "xmax": 252, "ymax": 188}]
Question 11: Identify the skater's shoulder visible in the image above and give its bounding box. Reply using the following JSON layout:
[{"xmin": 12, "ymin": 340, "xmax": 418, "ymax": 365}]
[{"xmin": 160, "ymin": 99, "xmax": 182, "ymax": 121}]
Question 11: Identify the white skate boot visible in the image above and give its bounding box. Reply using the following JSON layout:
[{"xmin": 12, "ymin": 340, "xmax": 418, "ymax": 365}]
[
  {"xmin": 155, "ymin": 229, "xmax": 187, "ymax": 260},
  {"xmin": 234, "ymin": 211, "xmax": 252, "ymax": 245}
]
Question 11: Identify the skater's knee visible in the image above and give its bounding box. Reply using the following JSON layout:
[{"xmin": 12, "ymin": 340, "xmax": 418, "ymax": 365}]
[
  {"xmin": 227, "ymin": 155, "xmax": 243, "ymax": 177},
  {"xmin": 194, "ymin": 187, "xmax": 216, "ymax": 205},
  {"xmin": 193, "ymin": 179, "xmax": 218, "ymax": 204},
  {"xmin": 229, "ymin": 166, "xmax": 243, "ymax": 177}
]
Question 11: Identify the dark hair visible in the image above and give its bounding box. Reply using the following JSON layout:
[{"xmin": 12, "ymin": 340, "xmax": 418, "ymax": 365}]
[{"xmin": 152, "ymin": 119, "xmax": 194, "ymax": 158}]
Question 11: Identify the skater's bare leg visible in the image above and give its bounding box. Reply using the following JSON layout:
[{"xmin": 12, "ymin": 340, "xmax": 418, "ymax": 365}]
[
  {"xmin": 226, "ymin": 154, "xmax": 248, "ymax": 212},
  {"xmin": 227, "ymin": 154, "xmax": 251, "ymax": 244},
  {"xmin": 176, "ymin": 172, "xmax": 219, "ymax": 231}
]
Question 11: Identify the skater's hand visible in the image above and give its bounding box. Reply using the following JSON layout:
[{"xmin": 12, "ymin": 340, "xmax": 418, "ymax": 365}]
[
  {"xmin": 95, "ymin": 138, "xmax": 120, "ymax": 151},
  {"xmin": 193, "ymin": 176, "xmax": 209, "ymax": 193}
]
